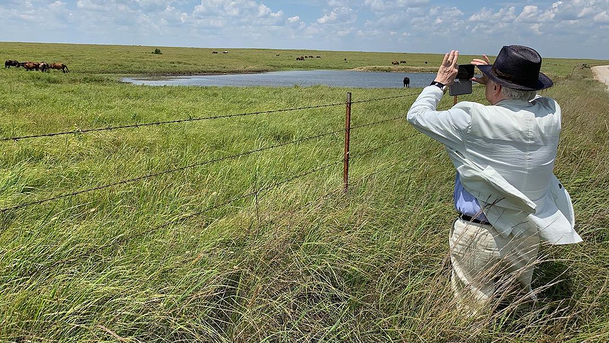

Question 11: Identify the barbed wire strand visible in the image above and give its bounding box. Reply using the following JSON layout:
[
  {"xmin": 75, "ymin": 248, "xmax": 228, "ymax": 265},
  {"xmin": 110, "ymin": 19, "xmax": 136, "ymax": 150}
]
[
  {"xmin": 351, "ymin": 93, "xmax": 418, "ymax": 104},
  {"xmin": 22, "ymin": 161, "xmax": 343, "ymax": 273},
  {"xmin": 1, "ymin": 106, "xmax": 419, "ymax": 214},
  {"xmin": 349, "ymin": 114, "xmax": 406, "ymax": 130},
  {"xmin": 143, "ymin": 160, "xmax": 342, "ymax": 233},
  {"xmin": 1, "ymin": 103, "xmax": 345, "ymax": 143},
  {"xmin": 258, "ymin": 162, "xmax": 405, "ymax": 230},
  {"xmin": 253, "ymin": 138, "xmax": 407, "ymax": 213},
  {"xmin": 0, "ymin": 129, "xmax": 345, "ymax": 213},
  {"xmin": 350, "ymin": 140, "xmax": 404, "ymax": 160},
  {"xmin": 92, "ymin": 160, "xmax": 346, "ymax": 253},
  {"xmin": 18, "ymin": 163, "xmax": 397, "ymax": 280},
  {"xmin": 0, "ymin": 94, "xmax": 417, "ymax": 143},
  {"xmin": 0, "ymin": 113, "xmax": 416, "ymax": 213}
]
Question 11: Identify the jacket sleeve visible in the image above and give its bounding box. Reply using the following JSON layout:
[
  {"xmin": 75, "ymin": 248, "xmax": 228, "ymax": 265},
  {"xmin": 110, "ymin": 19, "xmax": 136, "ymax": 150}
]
[{"xmin": 406, "ymin": 86, "xmax": 471, "ymax": 150}]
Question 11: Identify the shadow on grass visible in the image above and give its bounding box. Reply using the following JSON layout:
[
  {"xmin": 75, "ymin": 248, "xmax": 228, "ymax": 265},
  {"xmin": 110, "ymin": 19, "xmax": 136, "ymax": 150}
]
[{"xmin": 534, "ymin": 260, "xmax": 574, "ymax": 303}]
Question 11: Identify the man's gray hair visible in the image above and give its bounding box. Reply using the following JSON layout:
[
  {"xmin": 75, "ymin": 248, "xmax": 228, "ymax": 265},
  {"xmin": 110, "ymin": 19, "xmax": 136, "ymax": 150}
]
[{"xmin": 500, "ymin": 87, "xmax": 537, "ymax": 101}]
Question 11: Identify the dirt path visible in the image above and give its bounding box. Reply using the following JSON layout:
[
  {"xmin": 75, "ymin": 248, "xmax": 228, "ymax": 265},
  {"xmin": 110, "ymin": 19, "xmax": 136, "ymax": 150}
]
[{"xmin": 592, "ymin": 65, "xmax": 609, "ymax": 90}]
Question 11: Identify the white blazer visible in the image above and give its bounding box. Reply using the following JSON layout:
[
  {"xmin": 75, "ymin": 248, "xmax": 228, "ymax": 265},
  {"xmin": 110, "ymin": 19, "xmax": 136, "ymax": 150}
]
[{"xmin": 407, "ymin": 86, "xmax": 582, "ymax": 245}]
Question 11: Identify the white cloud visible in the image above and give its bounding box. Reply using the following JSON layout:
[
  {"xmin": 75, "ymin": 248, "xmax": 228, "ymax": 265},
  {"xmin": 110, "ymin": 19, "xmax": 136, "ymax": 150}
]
[
  {"xmin": 471, "ymin": 0, "xmax": 609, "ymax": 33},
  {"xmin": 193, "ymin": 0, "xmax": 280, "ymax": 19},
  {"xmin": 328, "ymin": 0, "xmax": 350, "ymax": 6},
  {"xmin": 515, "ymin": 5, "xmax": 540, "ymax": 23},
  {"xmin": 192, "ymin": 0, "xmax": 284, "ymax": 27},
  {"xmin": 317, "ymin": 6, "xmax": 355, "ymax": 24},
  {"xmin": 469, "ymin": 6, "xmax": 517, "ymax": 23},
  {"xmin": 530, "ymin": 23, "xmax": 543, "ymax": 35},
  {"xmin": 364, "ymin": 0, "xmax": 429, "ymax": 13},
  {"xmin": 594, "ymin": 11, "xmax": 609, "ymax": 23}
]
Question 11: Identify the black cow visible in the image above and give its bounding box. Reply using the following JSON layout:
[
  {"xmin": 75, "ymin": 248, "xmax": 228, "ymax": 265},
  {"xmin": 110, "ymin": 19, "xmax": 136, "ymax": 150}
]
[
  {"xmin": 403, "ymin": 76, "xmax": 410, "ymax": 88},
  {"xmin": 5, "ymin": 60, "xmax": 19, "ymax": 68}
]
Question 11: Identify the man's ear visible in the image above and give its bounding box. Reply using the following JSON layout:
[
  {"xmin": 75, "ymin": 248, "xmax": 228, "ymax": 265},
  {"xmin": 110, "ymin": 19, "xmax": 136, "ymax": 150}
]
[{"xmin": 495, "ymin": 84, "xmax": 502, "ymax": 95}]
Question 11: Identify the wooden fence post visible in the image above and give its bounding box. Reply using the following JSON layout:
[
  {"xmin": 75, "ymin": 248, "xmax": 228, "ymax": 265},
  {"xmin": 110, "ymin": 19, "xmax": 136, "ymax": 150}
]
[{"xmin": 343, "ymin": 92, "xmax": 352, "ymax": 193}]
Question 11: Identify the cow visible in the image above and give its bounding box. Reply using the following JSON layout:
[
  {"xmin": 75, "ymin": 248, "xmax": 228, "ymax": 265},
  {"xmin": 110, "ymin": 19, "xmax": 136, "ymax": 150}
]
[
  {"xmin": 316, "ymin": 56, "xmax": 321, "ymax": 58},
  {"xmin": 39, "ymin": 62, "xmax": 49, "ymax": 72},
  {"xmin": 49, "ymin": 63, "xmax": 70, "ymax": 73},
  {"xmin": 296, "ymin": 56, "xmax": 304, "ymax": 61},
  {"xmin": 5, "ymin": 60, "xmax": 19, "ymax": 68},
  {"xmin": 223, "ymin": 50, "xmax": 228, "ymax": 54},
  {"xmin": 392, "ymin": 61, "xmax": 400, "ymax": 65},
  {"xmin": 403, "ymin": 76, "xmax": 410, "ymax": 88},
  {"xmin": 22, "ymin": 61, "xmax": 40, "ymax": 71},
  {"xmin": 400, "ymin": 60, "xmax": 407, "ymax": 64},
  {"xmin": 212, "ymin": 51, "xmax": 219, "ymax": 54}
]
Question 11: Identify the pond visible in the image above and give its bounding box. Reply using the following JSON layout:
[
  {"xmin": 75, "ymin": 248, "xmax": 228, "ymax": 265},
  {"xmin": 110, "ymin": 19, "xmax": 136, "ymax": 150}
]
[{"xmin": 122, "ymin": 70, "xmax": 437, "ymax": 88}]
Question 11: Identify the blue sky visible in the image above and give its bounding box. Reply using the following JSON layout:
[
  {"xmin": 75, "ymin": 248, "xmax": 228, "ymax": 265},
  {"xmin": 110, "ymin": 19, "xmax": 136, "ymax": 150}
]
[{"xmin": 1, "ymin": 0, "xmax": 608, "ymax": 59}]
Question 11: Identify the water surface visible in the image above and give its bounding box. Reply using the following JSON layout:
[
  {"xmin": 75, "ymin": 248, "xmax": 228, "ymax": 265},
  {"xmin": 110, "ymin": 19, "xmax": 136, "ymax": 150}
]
[{"xmin": 122, "ymin": 70, "xmax": 437, "ymax": 88}]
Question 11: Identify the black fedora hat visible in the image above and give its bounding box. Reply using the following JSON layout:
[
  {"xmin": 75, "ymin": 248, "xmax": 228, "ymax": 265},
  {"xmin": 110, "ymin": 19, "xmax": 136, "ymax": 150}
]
[{"xmin": 478, "ymin": 45, "xmax": 553, "ymax": 91}]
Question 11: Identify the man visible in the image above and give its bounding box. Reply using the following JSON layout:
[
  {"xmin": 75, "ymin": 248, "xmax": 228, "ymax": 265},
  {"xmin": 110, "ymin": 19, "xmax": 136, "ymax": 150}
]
[{"xmin": 407, "ymin": 46, "xmax": 582, "ymax": 311}]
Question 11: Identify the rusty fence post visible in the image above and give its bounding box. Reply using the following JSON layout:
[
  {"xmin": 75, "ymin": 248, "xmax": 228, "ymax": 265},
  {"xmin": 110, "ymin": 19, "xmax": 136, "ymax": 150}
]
[{"xmin": 343, "ymin": 92, "xmax": 352, "ymax": 193}]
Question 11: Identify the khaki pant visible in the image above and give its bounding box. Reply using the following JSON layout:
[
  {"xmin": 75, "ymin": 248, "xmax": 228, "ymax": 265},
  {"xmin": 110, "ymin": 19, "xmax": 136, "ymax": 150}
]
[{"xmin": 449, "ymin": 218, "xmax": 540, "ymax": 312}]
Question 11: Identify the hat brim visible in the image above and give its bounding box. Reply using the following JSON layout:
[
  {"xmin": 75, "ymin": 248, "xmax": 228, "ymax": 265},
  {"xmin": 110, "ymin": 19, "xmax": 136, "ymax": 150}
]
[{"xmin": 478, "ymin": 65, "xmax": 553, "ymax": 91}]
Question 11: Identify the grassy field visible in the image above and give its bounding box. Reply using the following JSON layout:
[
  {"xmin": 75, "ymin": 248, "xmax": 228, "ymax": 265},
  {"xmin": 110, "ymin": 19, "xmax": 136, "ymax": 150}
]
[
  {"xmin": 2, "ymin": 41, "xmax": 605, "ymax": 76},
  {"xmin": 0, "ymin": 42, "xmax": 608, "ymax": 342}
]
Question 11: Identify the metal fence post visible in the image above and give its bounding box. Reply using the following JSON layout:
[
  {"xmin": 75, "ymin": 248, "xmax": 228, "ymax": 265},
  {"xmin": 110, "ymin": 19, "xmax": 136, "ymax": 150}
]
[{"xmin": 343, "ymin": 92, "xmax": 352, "ymax": 193}]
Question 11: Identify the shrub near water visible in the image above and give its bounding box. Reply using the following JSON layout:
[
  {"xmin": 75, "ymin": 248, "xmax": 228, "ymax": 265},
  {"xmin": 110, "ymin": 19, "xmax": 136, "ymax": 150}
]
[{"xmin": 0, "ymin": 45, "xmax": 608, "ymax": 342}]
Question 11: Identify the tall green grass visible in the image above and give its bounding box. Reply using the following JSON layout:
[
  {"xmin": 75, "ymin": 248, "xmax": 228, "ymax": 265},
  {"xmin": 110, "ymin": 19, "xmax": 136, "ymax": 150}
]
[{"xmin": 0, "ymin": 43, "xmax": 608, "ymax": 342}]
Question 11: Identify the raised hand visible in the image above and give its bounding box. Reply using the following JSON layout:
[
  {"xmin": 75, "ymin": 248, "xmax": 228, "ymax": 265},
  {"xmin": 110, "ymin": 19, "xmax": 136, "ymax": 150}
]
[
  {"xmin": 471, "ymin": 54, "xmax": 491, "ymax": 84},
  {"xmin": 434, "ymin": 50, "xmax": 459, "ymax": 86}
]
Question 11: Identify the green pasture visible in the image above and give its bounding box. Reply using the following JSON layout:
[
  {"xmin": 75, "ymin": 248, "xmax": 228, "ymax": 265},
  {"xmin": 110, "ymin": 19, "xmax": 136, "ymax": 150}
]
[
  {"xmin": 2, "ymin": 41, "xmax": 605, "ymax": 76},
  {"xmin": 0, "ymin": 42, "xmax": 608, "ymax": 342}
]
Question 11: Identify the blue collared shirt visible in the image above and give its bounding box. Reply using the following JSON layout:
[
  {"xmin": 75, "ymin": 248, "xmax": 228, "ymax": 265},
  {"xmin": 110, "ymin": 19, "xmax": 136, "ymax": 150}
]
[{"xmin": 454, "ymin": 172, "xmax": 488, "ymax": 221}]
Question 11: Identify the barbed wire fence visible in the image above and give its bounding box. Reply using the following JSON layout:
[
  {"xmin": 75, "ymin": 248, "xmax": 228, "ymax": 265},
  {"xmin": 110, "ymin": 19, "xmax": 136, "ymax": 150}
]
[{"xmin": 0, "ymin": 91, "xmax": 421, "ymax": 233}]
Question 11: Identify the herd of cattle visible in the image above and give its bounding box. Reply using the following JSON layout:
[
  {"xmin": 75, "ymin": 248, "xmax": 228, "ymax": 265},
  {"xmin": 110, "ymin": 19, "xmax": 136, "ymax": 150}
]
[
  {"xmin": 5, "ymin": 60, "xmax": 70, "ymax": 73},
  {"xmin": 4, "ymin": 55, "xmax": 417, "ymax": 87},
  {"xmin": 296, "ymin": 55, "xmax": 322, "ymax": 61},
  {"xmin": 392, "ymin": 60, "xmax": 428, "ymax": 65}
]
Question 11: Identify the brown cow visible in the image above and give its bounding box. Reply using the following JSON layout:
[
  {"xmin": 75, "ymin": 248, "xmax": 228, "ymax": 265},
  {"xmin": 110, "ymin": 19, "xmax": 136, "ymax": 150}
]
[
  {"xmin": 391, "ymin": 61, "xmax": 400, "ymax": 65},
  {"xmin": 400, "ymin": 60, "xmax": 407, "ymax": 64},
  {"xmin": 23, "ymin": 61, "xmax": 40, "ymax": 71},
  {"xmin": 49, "ymin": 63, "xmax": 70, "ymax": 73}
]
